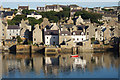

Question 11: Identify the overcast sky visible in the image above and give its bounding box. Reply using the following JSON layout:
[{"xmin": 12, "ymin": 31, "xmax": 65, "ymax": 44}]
[{"xmin": 1, "ymin": 0, "xmax": 120, "ymax": 2}]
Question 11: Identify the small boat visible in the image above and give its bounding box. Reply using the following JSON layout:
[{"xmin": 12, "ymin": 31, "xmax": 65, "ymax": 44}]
[{"xmin": 70, "ymin": 54, "xmax": 79, "ymax": 57}]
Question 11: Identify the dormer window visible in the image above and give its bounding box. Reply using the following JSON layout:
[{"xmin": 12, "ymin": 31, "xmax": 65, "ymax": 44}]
[
  {"xmin": 73, "ymin": 32, "xmax": 75, "ymax": 35},
  {"xmin": 81, "ymin": 32, "xmax": 84, "ymax": 36}
]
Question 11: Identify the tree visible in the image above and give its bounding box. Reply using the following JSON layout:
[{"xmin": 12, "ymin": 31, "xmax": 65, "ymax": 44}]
[
  {"xmin": 16, "ymin": 36, "xmax": 23, "ymax": 44},
  {"xmin": 74, "ymin": 10, "xmax": 102, "ymax": 24},
  {"xmin": 27, "ymin": 17, "xmax": 43, "ymax": 27},
  {"xmin": 22, "ymin": 9, "xmax": 36, "ymax": 15},
  {"xmin": 7, "ymin": 15, "xmax": 27, "ymax": 25}
]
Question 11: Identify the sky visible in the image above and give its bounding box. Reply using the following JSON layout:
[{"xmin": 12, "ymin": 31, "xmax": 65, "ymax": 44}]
[{"xmin": 1, "ymin": 0, "xmax": 120, "ymax": 2}]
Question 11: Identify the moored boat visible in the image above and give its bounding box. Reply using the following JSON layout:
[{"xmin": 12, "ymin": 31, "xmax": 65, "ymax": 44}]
[{"xmin": 70, "ymin": 54, "xmax": 79, "ymax": 57}]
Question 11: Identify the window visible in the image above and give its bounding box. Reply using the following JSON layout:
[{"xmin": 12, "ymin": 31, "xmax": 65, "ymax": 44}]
[
  {"xmin": 53, "ymin": 37, "xmax": 55, "ymax": 39},
  {"xmin": 87, "ymin": 32, "xmax": 89, "ymax": 35},
  {"xmin": 47, "ymin": 37, "xmax": 48, "ymax": 39},
  {"xmin": 77, "ymin": 38, "xmax": 79, "ymax": 40},
  {"xmin": 10, "ymin": 33, "xmax": 11, "ymax": 35},
  {"xmin": 73, "ymin": 38, "xmax": 75, "ymax": 40},
  {"xmin": 82, "ymin": 38, "xmax": 83, "ymax": 40},
  {"xmin": 16, "ymin": 33, "xmax": 18, "ymax": 35},
  {"xmin": 2, "ymin": 33, "xmax": 4, "ymax": 36},
  {"xmin": 62, "ymin": 34, "xmax": 64, "ymax": 36},
  {"xmin": 34, "ymin": 38, "xmax": 36, "ymax": 41},
  {"xmin": 8, "ymin": 17, "xmax": 11, "ymax": 18},
  {"xmin": 65, "ymin": 34, "xmax": 68, "ymax": 36},
  {"xmin": 2, "ymin": 29, "xmax": 4, "ymax": 31}
]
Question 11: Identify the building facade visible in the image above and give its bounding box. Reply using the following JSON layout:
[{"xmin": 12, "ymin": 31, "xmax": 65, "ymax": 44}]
[
  {"xmin": 33, "ymin": 24, "xmax": 43, "ymax": 44},
  {"xmin": 37, "ymin": 5, "xmax": 63, "ymax": 12},
  {"xmin": 27, "ymin": 12, "xmax": 42, "ymax": 19},
  {"xmin": 19, "ymin": 19, "xmax": 31, "ymax": 40},
  {"xmin": 6, "ymin": 25, "xmax": 20, "ymax": 39},
  {"xmin": 44, "ymin": 29, "xmax": 59, "ymax": 45}
]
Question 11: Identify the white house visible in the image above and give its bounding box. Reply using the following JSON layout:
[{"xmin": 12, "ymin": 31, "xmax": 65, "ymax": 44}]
[
  {"xmin": 71, "ymin": 31, "xmax": 87, "ymax": 43},
  {"xmin": 6, "ymin": 25, "xmax": 20, "ymax": 39},
  {"xmin": 27, "ymin": 12, "xmax": 42, "ymax": 19},
  {"xmin": 44, "ymin": 28, "xmax": 59, "ymax": 45}
]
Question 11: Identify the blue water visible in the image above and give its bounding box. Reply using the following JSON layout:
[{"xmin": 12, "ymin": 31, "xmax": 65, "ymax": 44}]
[
  {"xmin": 2, "ymin": 52, "xmax": 120, "ymax": 78},
  {"xmin": 1, "ymin": 2, "xmax": 119, "ymax": 9}
]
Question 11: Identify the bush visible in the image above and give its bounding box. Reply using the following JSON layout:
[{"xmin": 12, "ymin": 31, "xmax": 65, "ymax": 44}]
[{"xmin": 16, "ymin": 36, "xmax": 23, "ymax": 44}]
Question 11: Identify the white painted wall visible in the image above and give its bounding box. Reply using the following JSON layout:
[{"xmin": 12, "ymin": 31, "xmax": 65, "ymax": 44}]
[
  {"xmin": 27, "ymin": 14, "xmax": 42, "ymax": 19},
  {"xmin": 6, "ymin": 29, "xmax": 20, "ymax": 39},
  {"xmin": 71, "ymin": 35, "xmax": 86, "ymax": 43},
  {"xmin": 45, "ymin": 35, "xmax": 59, "ymax": 45}
]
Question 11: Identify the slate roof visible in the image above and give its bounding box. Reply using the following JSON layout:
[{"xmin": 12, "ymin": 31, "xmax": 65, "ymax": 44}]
[
  {"xmin": 18, "ymin": 6, "xmax": 29, "ymax": 9},
  {"xmin": 102, "ymin": 28, "xmax": 106, "ymax": 32},
  {"xmin": 60, "ymin": 31, "xmax": 71, "ymax": 35},
  {"xmin": 45, "ymin": 5, "xmax": 59, "ymax": 9},
  {"xmin": 44, "ymin": 30, "xmax": 59, "ymax": 35},
  {"xmin": 7, "ymin": 25, "xmax": 20, "ymax": 29},
  {"xmin": 76, "ymin": 25, "xmax": 89, "ymax": 30},
  {"xmin": 69, "ymin": 4, "xmax": 79, "ymax": 8},
  {"xmin": 72, "ymin": 30, "xmax": 83, "ymax": 35},
  {"xmin": 3, "ymin": 11, "xmax": 14, "ymax": 17},
  {"xmin": 71, "ymin": 9, "xmax": 82, "ymax": 12},
  {"xmin": 63, "ymin": 24, "xmax": 74, "ymax": 28}
]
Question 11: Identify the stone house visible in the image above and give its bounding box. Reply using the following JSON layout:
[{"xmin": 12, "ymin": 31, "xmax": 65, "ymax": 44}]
[
  {"xmin": 37, "ymin": 7, "xmax": 45, "ymax": 12},
  {"xmin": 69, "ymin": 4, "xmax": 82, "ymax": 11},
  {"xmin": 67, "ymin": 17, "xmax": 74, "ymax": 24},
  {"xmin": 76, "ymin": 15, "xmax": 85, "ymax": 25},
  {"xmin": 103, "ymin": 7, "xmax": 114, "ymax": 10},
  {"xmin": 6, "ymin": 25, "xmax": 20, "ymax": 39},
  {"xmin": 112, "ymin": 26, "xmax": 120, "ymax": 38},
  {"xmin": 33, "ymin": 24, "xmax": 43, "ymax": 44},
  {"xmin": 19, "ymin": 19, "xmax": 31, "ymax": 40},
  {"xmin": 95, "ymin": 27, "xmax": 104, "ymax": 41},
  {"xmin": 0, "ymin": 6, "xmax": 4, "ymax": 11},
  {"xmin": 59, "ymin": 30, "xmax": 74, "ymax": 47},
  {"xmin": 50, "ymin": 23, "xmax": 59, "ymax": 30},
  {"xmin": 69, "ymin": 5, "xmax": 82, "ymax": 16},
  {"xmin": 0, "ymin": 18, "xmax": 2, "ymax": 46},
  {"xmin": 40, "ymin": 18, "xmax": 51, "ymax": 29},
  {"xmin": 59, "ymin": 24, "xmax": 89, "ymax": 47},
  {"xmin": 0, "ymin": 6, "xmax": 11, "ymax": 11},
  {"xmin": 95, "ymin": 23, "xmax": 112, "ymax": 44},
  {"xmin": 18, "ymin": 6, "xmax": 29, "ymax": 12},
  {"xmin": 103, "ymin": 24, "xmax": 111, "ymax": 44},
  {"xmin": 83, "ymin": 7, "xmax": 89, "ymax": 11},
  {"xmin": 70, "ymin": 9, "xmax": 82, "ymax": 17},
  {"xmin": 37, "ymin": 5, "xmax": 63, "ymax": 12},
  {"xmin": 86, "ymin": 24, "xmax": 95, "ymax": 39},
  {"xmin": 27, "ymin": 12, "xmax": 42, "ymax": 20},
  {"xmin": 1, "ymin": 19, "xmax": 7, "ymax": 41},
  {"xmin": 93, "ymin": 7, "xmax": 102, "ymax": 12}
]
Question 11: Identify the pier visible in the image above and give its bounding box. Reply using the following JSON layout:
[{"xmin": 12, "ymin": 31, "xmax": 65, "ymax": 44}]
[{"xmin": 45, "ymin": 47, "xmax": 58, "ymax": 57}]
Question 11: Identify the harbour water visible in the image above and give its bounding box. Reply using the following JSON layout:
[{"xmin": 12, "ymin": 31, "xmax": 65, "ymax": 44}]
[{"xmin": 1, "ymin": 52, "xmax": 120, "ymax": 78}]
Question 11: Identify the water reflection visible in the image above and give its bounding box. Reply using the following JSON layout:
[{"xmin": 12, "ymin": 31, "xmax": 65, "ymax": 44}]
[{"xmin": 2, "ymin": 52, "xmax": 120, "ymax": 78}]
